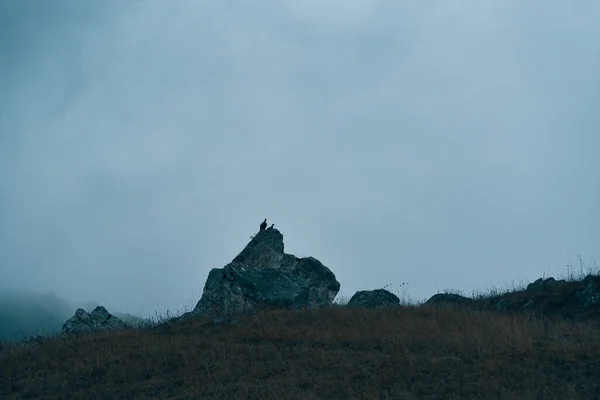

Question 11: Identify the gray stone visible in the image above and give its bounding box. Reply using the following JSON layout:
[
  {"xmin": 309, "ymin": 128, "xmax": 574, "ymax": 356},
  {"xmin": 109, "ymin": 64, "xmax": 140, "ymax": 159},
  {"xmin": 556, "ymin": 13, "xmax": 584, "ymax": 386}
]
[
  {"xmin": 347, "ymin": 289, "xmax": 400, "ymax": 308},
  {"xmin": 182, "ymin": 227, "xmax": 340, "ymax": 319},
  {"xmin": 424, "ymin": 293, "xmax": 473, "ymax": 306},
  {"xmin": 62, "ymin": 306, "xmax": 126, "ymax": 335}
]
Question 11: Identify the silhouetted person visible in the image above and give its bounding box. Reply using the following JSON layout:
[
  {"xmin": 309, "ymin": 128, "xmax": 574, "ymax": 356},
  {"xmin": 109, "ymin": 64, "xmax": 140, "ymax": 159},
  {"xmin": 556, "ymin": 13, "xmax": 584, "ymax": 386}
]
[{"xmin": 260, "ymin": 219, "xmax": 267, "ymax": 232}]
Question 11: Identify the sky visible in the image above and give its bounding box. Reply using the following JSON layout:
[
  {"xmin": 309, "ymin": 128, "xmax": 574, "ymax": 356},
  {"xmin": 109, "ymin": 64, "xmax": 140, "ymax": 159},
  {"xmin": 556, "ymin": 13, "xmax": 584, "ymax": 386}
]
[{"xmin": 1, "ymin": 0, "xmax": 599, "ymax": 318}]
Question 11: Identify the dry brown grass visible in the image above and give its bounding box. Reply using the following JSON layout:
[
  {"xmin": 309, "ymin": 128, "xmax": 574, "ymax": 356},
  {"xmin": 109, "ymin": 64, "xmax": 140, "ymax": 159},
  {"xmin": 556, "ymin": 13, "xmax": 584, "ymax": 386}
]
[{"xmin": 1, "ymin": 305, "xmax": 600, "ymax": 400}]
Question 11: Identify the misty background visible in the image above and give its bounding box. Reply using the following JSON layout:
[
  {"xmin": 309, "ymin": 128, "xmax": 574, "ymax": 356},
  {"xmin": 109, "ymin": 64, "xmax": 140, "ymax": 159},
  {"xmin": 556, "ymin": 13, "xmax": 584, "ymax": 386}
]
[{"xmin": 1, "ymin": 1, "xmax": 599, "ymax": 339}]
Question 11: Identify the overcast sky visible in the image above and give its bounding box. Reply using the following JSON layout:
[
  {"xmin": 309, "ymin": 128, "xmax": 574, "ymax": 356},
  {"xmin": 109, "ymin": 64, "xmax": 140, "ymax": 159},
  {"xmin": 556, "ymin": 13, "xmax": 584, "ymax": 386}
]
[{"xmin": 1, "ymin": 0, "xmax": 599, "ymax": 317}]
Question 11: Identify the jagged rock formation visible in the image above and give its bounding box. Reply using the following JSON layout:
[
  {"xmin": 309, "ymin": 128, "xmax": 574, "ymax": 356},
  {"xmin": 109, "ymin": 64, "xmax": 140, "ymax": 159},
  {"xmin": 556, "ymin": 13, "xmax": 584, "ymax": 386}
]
[
  {"xmin": 347, "ymin": 289, "xmax": 400, "ymax": 308},
  {"xmin": 182, "ymin": 228, "xmax": 340, "ymax": 319},
  {"xmin": 62, "ymin": 306, "xmax": 126, "ymax": 335}
]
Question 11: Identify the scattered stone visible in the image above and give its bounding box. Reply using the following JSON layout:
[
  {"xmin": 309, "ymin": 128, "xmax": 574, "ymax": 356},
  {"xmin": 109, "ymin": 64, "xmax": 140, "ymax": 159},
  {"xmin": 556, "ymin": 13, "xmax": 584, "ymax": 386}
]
[{"xmin": 347, "ymin": 289, "xmax": 400, "ymax": 308}]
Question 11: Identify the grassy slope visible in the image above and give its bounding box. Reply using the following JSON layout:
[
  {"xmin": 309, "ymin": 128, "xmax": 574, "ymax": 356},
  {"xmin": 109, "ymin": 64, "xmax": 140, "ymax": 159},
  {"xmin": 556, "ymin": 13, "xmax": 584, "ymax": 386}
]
[{"xmin": 2, "ymin": 304, "xmax": 600, "ymax": 400}]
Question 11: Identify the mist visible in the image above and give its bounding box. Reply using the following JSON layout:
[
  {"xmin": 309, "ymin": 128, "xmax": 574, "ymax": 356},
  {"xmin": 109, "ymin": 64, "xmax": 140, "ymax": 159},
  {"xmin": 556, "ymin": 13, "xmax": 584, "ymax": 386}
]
[{"xmin": 1, "ymin": 1, "xmax": 599, "ymax": 322}]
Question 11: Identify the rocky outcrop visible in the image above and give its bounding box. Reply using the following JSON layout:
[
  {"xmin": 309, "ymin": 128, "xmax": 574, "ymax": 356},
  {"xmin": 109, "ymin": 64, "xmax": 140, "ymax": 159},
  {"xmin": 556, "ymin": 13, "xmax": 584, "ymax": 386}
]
[
  {"xmin": 182, "ymin": 227, "xmax": 340, "ymax": 319},
  {"xmin": 62, "ymin": 306, "xmax": 126, "ymax": 335},
  {"xmin": 420, "ymin": 275, "xmax": 600, "ymax": 321},
  {"xmin": 526, "ymin": 277, "xmax": 566, "ymax": 291},
  {"xmin": 347, "ymin": 289, "xmax": 399, "ymax": 308},
  {"xmin": 424, "ymin": 293, "xmax": 474, "ymax": 307},
  {"xmin": 477, "ymin": 274, "xmax": 600, "ymax": 320}
]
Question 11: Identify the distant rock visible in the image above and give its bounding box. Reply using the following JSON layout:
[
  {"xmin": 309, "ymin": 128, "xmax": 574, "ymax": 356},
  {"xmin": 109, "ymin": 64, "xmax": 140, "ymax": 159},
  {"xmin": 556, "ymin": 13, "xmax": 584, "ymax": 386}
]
[
  {"xmin": 182, "ymin": 228, "xmax": 340, "ymax": 319},
  {"xmin": 424, "ymin": 293, "xmax": 474, "ymax": 307},
  {"xmin": 62, "ymin": 306, "xmax": 126, "ymax": 335},
  {"xmin": 347, "ymin": 289, "xmax": 400, "ymax": 308},
  {"xmin": 526, "ymin": 277, "xmax": 566, "ymax": 291}
]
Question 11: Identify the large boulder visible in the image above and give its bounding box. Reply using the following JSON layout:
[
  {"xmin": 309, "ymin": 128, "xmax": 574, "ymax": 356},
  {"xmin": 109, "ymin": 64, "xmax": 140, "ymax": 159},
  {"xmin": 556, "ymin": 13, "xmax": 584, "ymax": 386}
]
[
  {"xmin": 347, "ymin": 289, "xmax": 400, "ymax": 308},
  {"xmin": 183, "ymin": 227, "xmax": 340, "ymax": 319},
  {"xmin": 62, "ymin": 306, "xmax": 126, "ymax": 335}
]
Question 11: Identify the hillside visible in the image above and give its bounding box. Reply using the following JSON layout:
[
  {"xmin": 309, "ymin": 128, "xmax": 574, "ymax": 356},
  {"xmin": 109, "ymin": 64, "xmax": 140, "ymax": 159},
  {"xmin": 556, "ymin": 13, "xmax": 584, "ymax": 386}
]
[
  {"xmin": 2, "ymin": 301, "xmax": 600, "ymax": 400},
  {"xmin": 2, "ymin": 227, "xmax": 599, "ymax": 399},
  {"xmin": 0, "ymin": 291, "xmax": 73, "ymax": 342},
  {"xmin": 0, "ymin": 293, "xmax": 150, "ymax": 343}
]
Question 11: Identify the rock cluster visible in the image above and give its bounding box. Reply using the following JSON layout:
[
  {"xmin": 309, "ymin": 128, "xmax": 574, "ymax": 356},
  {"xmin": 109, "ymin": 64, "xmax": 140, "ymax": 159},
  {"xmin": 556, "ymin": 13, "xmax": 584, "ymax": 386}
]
[
  {"xmin": 62, "ymin": 306, "xmax": 126, "ymax": 335},
  {"xmin": 423, "ymin": 274, "xmax": 600, "ymax": 320},
  {"xmin": 54, "ymin": 224, "xmax": 600, "ymax": 337}
]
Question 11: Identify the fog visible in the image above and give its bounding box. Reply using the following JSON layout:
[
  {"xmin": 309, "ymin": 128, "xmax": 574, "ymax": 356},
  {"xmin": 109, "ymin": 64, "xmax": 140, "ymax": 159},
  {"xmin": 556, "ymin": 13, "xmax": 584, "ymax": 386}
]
[{"xmin": 1, "ymin": 1, "xmax": 599, "ymax": 322}]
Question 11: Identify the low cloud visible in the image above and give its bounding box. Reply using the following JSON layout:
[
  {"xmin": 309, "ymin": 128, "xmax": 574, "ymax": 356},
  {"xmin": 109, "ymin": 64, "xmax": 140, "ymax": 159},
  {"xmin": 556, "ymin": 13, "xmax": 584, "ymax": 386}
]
[{"xmin": 1, "ymin": 1, "xmax": 598, "ymax": 316}]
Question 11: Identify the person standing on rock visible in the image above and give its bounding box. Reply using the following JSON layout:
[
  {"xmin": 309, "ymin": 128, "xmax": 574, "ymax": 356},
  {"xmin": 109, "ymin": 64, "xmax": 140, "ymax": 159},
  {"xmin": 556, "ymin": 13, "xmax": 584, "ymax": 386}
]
[{"xmin": 260, "ymin": 219, "xmax": 267, "ymax": 232}]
